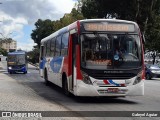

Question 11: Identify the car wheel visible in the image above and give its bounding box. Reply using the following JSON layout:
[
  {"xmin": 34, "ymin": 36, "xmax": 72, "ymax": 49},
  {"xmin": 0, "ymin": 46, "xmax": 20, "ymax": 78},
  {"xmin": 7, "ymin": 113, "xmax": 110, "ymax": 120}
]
[{"xmin": 146, "ymin": 73, "xmax": 151, "ymax": 80}]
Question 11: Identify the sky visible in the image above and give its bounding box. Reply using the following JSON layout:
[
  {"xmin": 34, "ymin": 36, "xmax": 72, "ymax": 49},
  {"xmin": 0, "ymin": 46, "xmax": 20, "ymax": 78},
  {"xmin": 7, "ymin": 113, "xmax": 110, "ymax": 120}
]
[{"xmin": 0, "ymin": 0, "xmax": 76, "ymax": 51}]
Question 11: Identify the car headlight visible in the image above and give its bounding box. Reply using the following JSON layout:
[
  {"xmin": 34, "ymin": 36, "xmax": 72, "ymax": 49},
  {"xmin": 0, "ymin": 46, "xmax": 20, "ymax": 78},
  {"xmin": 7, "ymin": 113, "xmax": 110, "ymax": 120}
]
[
  {"xmin": 151, "ymin": 70, "xmax": 156, "ymax": 73},
  {"xmin": 81, "ymin": 71, "xmax": 92, "ymax": 85},
  {"xmin": 8, "ymin": 67, "xmax": 12, "ymax": 69}
]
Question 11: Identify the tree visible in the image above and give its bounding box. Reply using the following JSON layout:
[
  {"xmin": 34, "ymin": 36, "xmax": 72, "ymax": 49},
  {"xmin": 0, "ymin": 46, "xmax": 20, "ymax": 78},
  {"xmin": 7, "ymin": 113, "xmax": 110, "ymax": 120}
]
[
  {"xmin": 0, "ymin": 47, "xmax": 7, "ymax": 56},
  {"xmin": 0, "ymin": 37, "xmax": 15, "ymax": 52},
  {"xmin": 31, "ymin": 19, "xmax": 55, "ymax": 48},
  {"xmin": 80, "ymin": 0, "xmax": 160, "ymax": 51},
  {"xmin": 27, "ymin": 48, "xmax": 40, "ymax": 64},
  {"xmin": 31, "ymin": 7, "xmax": 84, "ymax": 48},
  {"xmin": 53, "ymin": 8, "xmax": 84, "ymax": 31}
]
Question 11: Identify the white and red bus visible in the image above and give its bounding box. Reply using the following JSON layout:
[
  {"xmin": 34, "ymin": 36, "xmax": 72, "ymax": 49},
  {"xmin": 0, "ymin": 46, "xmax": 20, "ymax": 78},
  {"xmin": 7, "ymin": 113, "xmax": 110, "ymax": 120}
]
[{"xmin": 39, "ymin": 19, "xmax": 145, "ymax": 97}]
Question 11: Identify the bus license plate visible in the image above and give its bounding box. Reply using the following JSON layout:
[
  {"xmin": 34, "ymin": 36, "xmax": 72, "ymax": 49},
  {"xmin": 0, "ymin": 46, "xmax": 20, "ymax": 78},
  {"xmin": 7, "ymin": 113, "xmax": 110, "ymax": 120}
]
[{"xmin": 107, "ymin": 88, "xmax": 119, "ymax": 93}]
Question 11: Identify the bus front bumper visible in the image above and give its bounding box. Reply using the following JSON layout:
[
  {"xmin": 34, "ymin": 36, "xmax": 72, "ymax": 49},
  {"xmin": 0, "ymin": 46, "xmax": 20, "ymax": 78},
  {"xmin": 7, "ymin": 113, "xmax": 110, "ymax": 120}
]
[
  {"xmin": 8, "ymin": 66, "xmax": 27, "ymax": 73},
  {"xmin": 75, "ymin": 80, "xmax": 144, "ymax": 97}
]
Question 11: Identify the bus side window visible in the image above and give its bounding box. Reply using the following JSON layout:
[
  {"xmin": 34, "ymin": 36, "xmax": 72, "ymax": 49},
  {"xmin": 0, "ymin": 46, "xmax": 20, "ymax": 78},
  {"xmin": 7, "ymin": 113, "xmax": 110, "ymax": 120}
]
[
  {"xmin": 61, "ymin": 32, "xmax": 69, "ymax": 56},
  {"xmin": 40, "ymin": 46, "xmax": 44, "ymax": 60},
  {"xmin": 55, "ymin": 36, "xmax": 61, "ymax": 56},
  {"xmin": 51, "ymin": 38, "xmax": 56, "ymax": 57},
  {"xmin": 46, "ymin": 40, "xmax": 51, "ymax": 57},
  {"xmin": 43, "ymin": 42, "xmax": 47, "ymax": 57}
]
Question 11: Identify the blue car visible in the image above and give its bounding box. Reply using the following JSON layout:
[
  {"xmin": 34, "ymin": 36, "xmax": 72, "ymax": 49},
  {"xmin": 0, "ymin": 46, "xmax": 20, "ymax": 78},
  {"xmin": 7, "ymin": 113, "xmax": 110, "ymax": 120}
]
[{"xmin": 145, "ymin": 64, "xmax": 160, "ymax": 79}]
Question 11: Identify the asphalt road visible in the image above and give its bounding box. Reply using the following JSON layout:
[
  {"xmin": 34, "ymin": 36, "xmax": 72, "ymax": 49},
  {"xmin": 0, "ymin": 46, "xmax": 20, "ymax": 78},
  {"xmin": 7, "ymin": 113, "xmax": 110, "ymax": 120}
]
[{"xmin": 0, "ymin": 61, "xmax": 160, "ymax": 120}]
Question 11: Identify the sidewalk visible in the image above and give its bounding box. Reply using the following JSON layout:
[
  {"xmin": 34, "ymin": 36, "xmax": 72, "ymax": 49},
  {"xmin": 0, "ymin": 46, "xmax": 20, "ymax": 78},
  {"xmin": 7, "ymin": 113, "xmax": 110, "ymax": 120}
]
[
  {"xmin": 0, "ymin": 61, "xmax": 6, "ymax": 72},
  {"xmin": 0, "ymin": 62, "xmax": 3, "ymax": 69}
]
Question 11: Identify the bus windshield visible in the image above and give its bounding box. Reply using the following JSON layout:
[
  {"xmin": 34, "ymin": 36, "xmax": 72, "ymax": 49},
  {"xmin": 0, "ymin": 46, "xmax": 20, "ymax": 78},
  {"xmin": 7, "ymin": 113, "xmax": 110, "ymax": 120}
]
[
  {"xmin": 8, "ymin": 54, "xmax": 25, "ymax": 65},
  {"xmin": 81, "ymin": 33, "xmax": 142, "ymax": 70}
]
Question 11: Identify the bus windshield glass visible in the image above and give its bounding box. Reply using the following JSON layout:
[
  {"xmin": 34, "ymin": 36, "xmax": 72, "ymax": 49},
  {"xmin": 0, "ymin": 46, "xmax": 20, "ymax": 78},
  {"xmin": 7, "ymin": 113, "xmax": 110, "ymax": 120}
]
[
  {"xmin": 8, "ymin": 54, "xmax": 25, "ymax": 65},
  {"xmin": 81, "ymin": 33, "xmax": 142, "ymax": 70}
]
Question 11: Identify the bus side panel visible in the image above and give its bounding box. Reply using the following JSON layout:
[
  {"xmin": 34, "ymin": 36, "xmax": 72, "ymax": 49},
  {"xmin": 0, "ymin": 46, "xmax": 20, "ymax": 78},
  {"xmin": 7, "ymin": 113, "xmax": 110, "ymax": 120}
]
[
  {"xmin": 61, "ymin": 35, "xmax": 72, "ymax": 89},
  {"xmin": 49, "ymin": 56, "xmax": 63, "ymax": 86},
  {"xmin": 39, "ymin": 57, "xmax": 47, "ymax": 77},
  {"xmin": 61, "ymin": 56, "xmax": 69, "ymax": 85}
]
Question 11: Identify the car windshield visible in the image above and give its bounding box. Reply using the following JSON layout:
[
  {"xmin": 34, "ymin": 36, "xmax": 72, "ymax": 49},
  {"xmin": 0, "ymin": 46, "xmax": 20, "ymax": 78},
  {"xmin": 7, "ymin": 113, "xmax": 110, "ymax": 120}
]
[
  {"xmin": 81, "ymin": 33, "xmax": 142, "ymax": 70},
  {"xmin": 150, "ymin": 65, "xmax": 160, "ymax": 69}
]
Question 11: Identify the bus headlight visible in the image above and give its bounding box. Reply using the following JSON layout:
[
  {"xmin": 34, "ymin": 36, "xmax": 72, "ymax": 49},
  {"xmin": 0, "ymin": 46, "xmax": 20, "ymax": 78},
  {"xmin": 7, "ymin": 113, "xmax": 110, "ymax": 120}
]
[
  {"xmin": 133, "ymin": 70, "xmax": 144, "ymax": 85},
  {"xmin": 81, "ymin": 71, "xmax": 92, "ymax": 85},
  {"xmin": 8, "ymin": 67, "xmax": 12, "ymax": 70}
]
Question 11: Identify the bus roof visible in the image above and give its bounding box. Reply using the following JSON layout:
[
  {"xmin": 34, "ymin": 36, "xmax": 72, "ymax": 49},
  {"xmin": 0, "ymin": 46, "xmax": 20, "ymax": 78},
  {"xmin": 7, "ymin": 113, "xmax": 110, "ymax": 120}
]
[
  {"xmin": 79, "ymin": 19, "xmax": 137, "ymax": 24},
  {"xmin": 41, "ymin": 19, "xmax": 139, "ymax": 44},
  {"xmin": 8, "ymin": 51, "xmax": 26, "ymax": 55}
]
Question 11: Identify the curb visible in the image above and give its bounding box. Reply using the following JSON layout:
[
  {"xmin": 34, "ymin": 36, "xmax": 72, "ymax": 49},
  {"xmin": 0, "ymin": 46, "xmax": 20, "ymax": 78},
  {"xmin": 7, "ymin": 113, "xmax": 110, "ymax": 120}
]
[{"xmin": 0, "ymin": 70, "xmax": 6, "ymax": 73}]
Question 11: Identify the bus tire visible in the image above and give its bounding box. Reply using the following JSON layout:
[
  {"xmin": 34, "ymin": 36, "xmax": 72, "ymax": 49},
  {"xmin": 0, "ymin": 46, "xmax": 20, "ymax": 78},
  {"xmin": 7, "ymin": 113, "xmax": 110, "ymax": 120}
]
[
  {"xmin": 44, "ymin": 69, "xmax": 49, "ymax": 86},
  {"xmin": 62, "ymin": 74, "xmax": 72, "ymax": 97}
]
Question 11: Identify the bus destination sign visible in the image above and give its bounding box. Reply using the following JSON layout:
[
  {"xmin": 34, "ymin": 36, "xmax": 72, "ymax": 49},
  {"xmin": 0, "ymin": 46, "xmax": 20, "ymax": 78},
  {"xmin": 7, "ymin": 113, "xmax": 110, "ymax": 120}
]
[{"xmin": 83, "ymin": 23, "xmax": 135, "ymax": 32}]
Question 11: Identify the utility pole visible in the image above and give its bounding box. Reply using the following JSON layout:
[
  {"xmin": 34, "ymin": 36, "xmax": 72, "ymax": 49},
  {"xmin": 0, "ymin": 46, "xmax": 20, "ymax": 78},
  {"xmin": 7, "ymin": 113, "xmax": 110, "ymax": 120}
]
[{"xmin": 0, "ymin": 2, "xmax": 2, "ymax": 22}]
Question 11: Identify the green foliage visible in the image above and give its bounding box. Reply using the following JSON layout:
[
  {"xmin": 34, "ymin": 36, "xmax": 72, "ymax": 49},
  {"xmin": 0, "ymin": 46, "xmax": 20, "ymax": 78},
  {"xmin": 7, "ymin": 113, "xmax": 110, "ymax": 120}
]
[
  {"xmin": 0, "ymin": 37, "xmax": 15, "ymax": 53},
  {"xmin": 80, "ymin": 0, "xmax": 160, "ymax": 52},
  {"xmin": 31, "ymin": 8, "xmax": 84, "ymax": 48},
  {"xmin": 53, "ymin": 8, "xmax": 84, "ymax": 31},
  {"xmin": 0, "ymin": 47, "xmax": 7, "ymax": 56},
  {"xmin": 27, "ymin": 48, "xmax": 40, "ymax": 64},
  {"xmin": 31, "ymin": 19, "xmax": 55, "ymax": 48},
  {"xmin": 0, "ymin": 38, "xmax": 13, "ymax": 44},
  {"xmin": 145, "ymin": 15, "xmax": 160, "ymax": 51}
]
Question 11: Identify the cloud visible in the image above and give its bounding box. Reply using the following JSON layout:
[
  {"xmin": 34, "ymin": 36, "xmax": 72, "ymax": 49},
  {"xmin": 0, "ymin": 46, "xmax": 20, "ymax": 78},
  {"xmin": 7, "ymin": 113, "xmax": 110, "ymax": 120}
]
[
  {"xmin": 0, "ymin": 0, "xmax": 75, "ymax": 50},
  {"xmin": 17, "ymin": 39, "xmax": 37, "ymax": 51},
  {"xmin": 0, "ymin": 0, "xmax": 75, "ymax": 23}
]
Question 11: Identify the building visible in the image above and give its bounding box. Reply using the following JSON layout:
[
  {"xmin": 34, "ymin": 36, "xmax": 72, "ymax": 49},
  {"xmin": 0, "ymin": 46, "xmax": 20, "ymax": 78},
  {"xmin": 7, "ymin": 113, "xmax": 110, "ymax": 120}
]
[{"xmin": 1, "ymin": 40, "xmax": 17, "ymax": 52}]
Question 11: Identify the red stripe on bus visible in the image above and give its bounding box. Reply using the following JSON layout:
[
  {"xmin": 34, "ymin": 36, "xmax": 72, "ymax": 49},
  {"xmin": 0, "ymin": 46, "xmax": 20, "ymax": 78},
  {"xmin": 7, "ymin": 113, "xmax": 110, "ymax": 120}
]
[
  {"xmin": 76, "ymin": 45, "xmax": 82, "ymax": 80},
  {"xmin": 68, "ymin": 35, "xmax": 72, "ymax": 76},
  {"xmin": 77, "ymin": 21, "xmax": 80, "ymax": 34},
  {"xmin": 62, "ymin": 57, "xmax": 68, "ymax": 76},
  {"xmin": 120, "ymin": 84, "xmax": 126, "ymax": 87},
  {"xmin": 139, "ymin": 31, "xmax": 145, "ymax": 80},
  {"xmin": 103, "ymin": 80, "xmax": 110, "ymax": 84}
]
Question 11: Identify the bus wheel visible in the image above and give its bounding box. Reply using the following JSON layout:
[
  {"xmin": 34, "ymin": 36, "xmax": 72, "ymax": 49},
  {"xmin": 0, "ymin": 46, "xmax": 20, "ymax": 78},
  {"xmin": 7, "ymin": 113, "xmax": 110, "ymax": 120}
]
[
  {"xmin": 63, "ymin": 77, "xmax": 72, "ymax": 97},
  {"xmin": 44, "ymin": 70, "xmax": 49, "ymax": 86}
]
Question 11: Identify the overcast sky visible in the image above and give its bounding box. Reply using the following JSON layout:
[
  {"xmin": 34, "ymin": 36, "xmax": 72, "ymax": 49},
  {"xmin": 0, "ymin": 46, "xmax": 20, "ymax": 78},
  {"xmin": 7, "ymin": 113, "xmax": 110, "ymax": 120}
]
[{"xmin": 0, "ymin": 0, "xmax": 76, "ymax": 51}]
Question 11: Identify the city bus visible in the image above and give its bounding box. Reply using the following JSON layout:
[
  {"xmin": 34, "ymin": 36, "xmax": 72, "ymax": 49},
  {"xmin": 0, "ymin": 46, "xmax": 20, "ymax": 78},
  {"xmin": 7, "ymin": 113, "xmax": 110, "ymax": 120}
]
[
  {"xmin": 39, "ymin": 19, "xmax": 145, "ymax": 97},
  {"xmin": 7, "ymin": 51, "xmax": 28, "ymax": 74}
]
